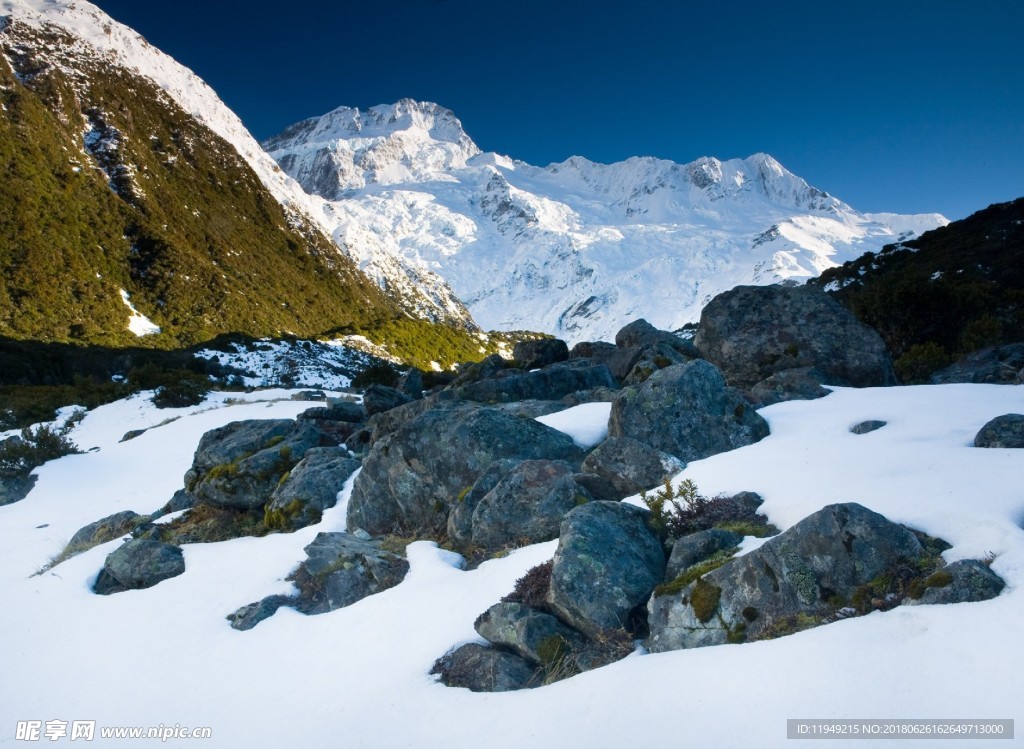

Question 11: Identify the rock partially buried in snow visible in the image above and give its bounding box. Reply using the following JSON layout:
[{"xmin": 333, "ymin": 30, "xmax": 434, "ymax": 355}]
[
  {"xmin": 694, "ymin": 285, "xmax": 896, "ymax": 389},
  {"xmin": 973, "ymin": 414, "xmax": 1024, "ymax": 448},
  {"xmin": 609, "ymin": 360, "xmax": 769, "ymax": 462},
  {"xmin": 748, "ymin": 367, "xmax": 831, "ymax": 407},
  {"xmin": 228, "ymin": 531, "xmax": 411, "ymax": 628},
  {"xmin": 905, "ymin": 560, "xmax": 1006, "ymax": 605},
  {"xmin": 431, "ymin": 643, "xmax": 537, "ymax": 692},
  {"xmin": 66, "ymin": 511, "xmax": 142, "ymax": 557},
  {"xmin": 851, "ymin": 420, "xmax": 887, "ymax": 435},
  {"xmin": 264, "ymin": 448, "xmax": 360, "ymax": 531},
  {"xmin": 474, "ymin": 602, "xmax": 584, "ymax": 665},
  {"xmin": 545, "ymin": 501, "xmax": 665, "ymax": 637},
  {"xmin": 93, "ymin": 539, "xmax": 185, "ymax": 595},
  {"xmin": 646, "ymin": 503, "xmax": 925, "ymax": 651},
  {"xmin": 289, "ymin": 532, "xmax": 409, "ymax": 615}
]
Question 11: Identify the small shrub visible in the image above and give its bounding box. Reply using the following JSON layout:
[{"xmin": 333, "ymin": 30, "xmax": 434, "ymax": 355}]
[
  {"xmin": 689, "ymin": 578, "xmax": 722, "ymax": 623},
  {"xmin": 0, "ymin": 423, "xmax": 81, "ymax": 477},
  {"xmin": 501, "ymin": 560, "xmax": 553, "ymax": 608},
  {"xmin": 923, "ymin": 570, "xmax": 953, "ymax": 589},
  {"xmin": 158, "ymin": 504, "xmax": 269, "ymax": 544},
  {"xmin": 640, "ymin": 479, "xmax": 775, "ymax": 540},
  {"xmin": 894, "ymin": 342, "xmax": 949, "ymax": 384}
]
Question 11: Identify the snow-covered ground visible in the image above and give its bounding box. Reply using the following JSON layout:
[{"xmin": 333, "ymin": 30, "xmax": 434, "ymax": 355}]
[{"xmin": 1, "ymin": 383, "xmax": 1022, "ymax": 748}]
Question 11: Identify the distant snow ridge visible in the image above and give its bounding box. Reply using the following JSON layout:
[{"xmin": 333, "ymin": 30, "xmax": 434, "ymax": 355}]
[{"xmin": 266, "ymin": 100, "xmax": 950, "ymax": 343}]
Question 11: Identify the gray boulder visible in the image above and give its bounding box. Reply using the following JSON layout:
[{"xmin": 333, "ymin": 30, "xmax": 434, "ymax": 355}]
[
  {"xmin": 580, "ymin": 437, "xmax": 686, "ymax": 500},
  {"xmin": 474, "ymin": 602, "xmax": 584, "ymax": 664},
  {"xmin": 665, "ymin": 528, "xmax": 744, "ymax": 581},
  {"xmin": 0, "ymin": 474, "xmax": 36, "ymax": 506},
  {"xmin": 646, "ymin": 503, "xmax": 923, "ymax": 651},
  {"xmin": 447, "ymin": 459, "xmax": 521, "ymax": 548},
  {"xmin": 609, "ymin": 360, "xmax": 770, "ymax": 462},
  {"xmin": 431, "ymin": 643, "xmax": 537, "ymax": 692},
  {"xmin": 298, "ymin": 400, "xmax": 366, "ymax": 423},
  {"xmin": 185, "ymin": 420, "xmax": 331, "ymax": 510},
  {"xmin": 514, "ymin": 338, "xmax": 570, "ymax": 370},
  {"xmin": 365, "ymin": 392, "xmax": 456, "ymax": 444},
  {"xmin": 454, "ymin": 363, "xmax": 615, "ymax": 403},
  {"xmin": 69, "ymin": 510, "xmax": 141, "ymax": 549},
  {"xmin": 931, "ymin": 343, "xmax": 1024, "ymax": 384},
  {"xmin": 615, "ymin": 319, "xmax": 699, "ymax": 358},
  {"xmin": 265, "ymin": 448, "xmax": 361, "ymax": 530},
  {"xmin": 470, "ymin": 460, "xmax": 592, "ymax": 552},
  {"xmin": 348, "ymin": 405, "xmax": 584, "ymax": 536},
  {"xmin": 450, "ymin": 354, "xmax": 508, "ymax": 388},
  {"xmin": 161, "ymin": 488, "xmax": 197, "ymax": 514},
  {"xmin": 94, "ymin": 539, "xmax": 185, "ymax": 595},
  {"xmin": 974, "ymin": 414, "xmax": 1024, "ymax": 448},
  {"xmin": 546, "ymin": 501, "xmax": 665, "ymax": 636},
  {"xmin": 362, "ymin": 384, "xmax": 414, "ymax": 416},
  {"xmin": 289, "ymin": 532, "xmax": 409, "ymax": 615},
  {"xmin": 621, "ymin": 342, "xmax": 692, "ymax": 386},
  {"xmin": 749, "ymin": 367, "xmax": 831, "ymax": 407},
  {"xmin": 694, "ymin": 285, "xmax": 897, "ymax": 388},
  {"xmin": 569, "ymin": 341, "xmax": 616, "ymax": 360},
  {"xmin": 906, "ymin": 560, "xmax": 1005, "ymax": 605}
]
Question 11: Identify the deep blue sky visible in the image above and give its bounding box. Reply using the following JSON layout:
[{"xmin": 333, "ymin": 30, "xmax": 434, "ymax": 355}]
[{"xmin": 94, "ymin": 0, "xmax": 1021, "ymax": 220}]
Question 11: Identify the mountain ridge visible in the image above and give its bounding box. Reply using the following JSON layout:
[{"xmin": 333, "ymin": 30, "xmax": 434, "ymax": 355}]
[{"xmin": 265, "ymin": 99, "xmax": 948, "ymax": 343}]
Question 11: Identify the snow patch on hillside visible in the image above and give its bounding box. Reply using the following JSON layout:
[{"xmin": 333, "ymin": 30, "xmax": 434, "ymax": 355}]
[{"xmin": 118, "ymin": 289, "xmax": 160, "ymax": 337}]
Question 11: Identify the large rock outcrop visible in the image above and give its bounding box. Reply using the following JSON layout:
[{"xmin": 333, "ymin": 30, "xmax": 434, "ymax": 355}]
[
  {"xmin": 185, "ymin": 420, "xmax": 332, "ymax": 510},
  {"xmin": 694, "ymin": 285, "xmax": 897, "ymax": 388},
  {"xmin": 347, "ymin": 405, "xmax": 584, "ymax": 536},
  {"xmin": 646, "ymin": 503, "xmax": 924, "ymax": 651},
  {"xmin": 609, "ymin": 360, "xmax": 770, "ymax": 462}
]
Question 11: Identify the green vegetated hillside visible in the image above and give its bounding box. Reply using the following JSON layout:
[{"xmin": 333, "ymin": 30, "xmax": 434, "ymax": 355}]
[
  {"xmin": 813, "ymin": 198, "xmax": 1024, "ymax": 382},
  {"xmin": 0, "ymin": 21, "xmax": 491, "ymax": 372}
]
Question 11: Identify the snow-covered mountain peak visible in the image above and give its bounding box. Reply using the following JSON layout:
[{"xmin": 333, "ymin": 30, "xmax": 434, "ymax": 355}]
[
  {"xmin": 263, "ymin": 98, "xmax": 481, "ymax": 195},
  {"xmin": 268, "ymin": 99, "xmax": 949, "ymax": 342}
]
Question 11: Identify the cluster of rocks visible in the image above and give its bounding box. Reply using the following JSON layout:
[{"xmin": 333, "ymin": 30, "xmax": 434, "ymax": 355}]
[
  {"xmin": 72, "ymin": 284, "xmax": 1013, "ymax": 677},
  {"xmin": 435, "ymin": 499, "xmax": 1005, "ymax": 691}
]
